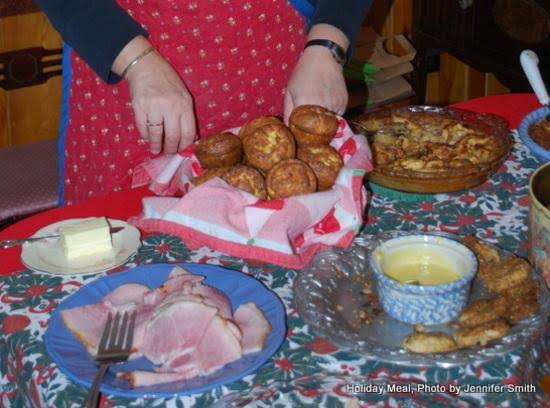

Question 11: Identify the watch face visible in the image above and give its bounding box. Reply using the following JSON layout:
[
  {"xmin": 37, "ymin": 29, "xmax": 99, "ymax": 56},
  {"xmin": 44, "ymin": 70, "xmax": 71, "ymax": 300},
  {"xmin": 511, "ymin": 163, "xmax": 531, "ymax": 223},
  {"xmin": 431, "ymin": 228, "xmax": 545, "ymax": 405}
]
[
  {"xmin": 331, "ymin": 45, "xmax": 346, "ymax": 65},
  {"xmin": 305, "ymin": 39, "xmax": 347, "ymax": 66}
]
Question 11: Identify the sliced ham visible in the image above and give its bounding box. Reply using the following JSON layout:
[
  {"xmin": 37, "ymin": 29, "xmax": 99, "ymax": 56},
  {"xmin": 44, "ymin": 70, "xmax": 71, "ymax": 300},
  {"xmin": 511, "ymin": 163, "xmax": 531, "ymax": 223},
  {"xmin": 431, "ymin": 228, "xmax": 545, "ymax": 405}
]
[
  {"xmin": 141, "ymin": 300, "xmax": 218, "ymax": 365},
  {"xmin": 142, "ymin": 274, "xmax": 204, "ymax": 306},
  {"xmin": 103, "ymin": 283, "xmax": 149, "ymax": 306},
  {"xmin": 168, "ymin": 265, "xmax": 191, "ymax": 278},
  {"xmin": 61, "ymin": 302, "xmax": 111, "ymax": 354},
  {"xmin": 117, "ymin": 369, "xmax": 202, "ymax": 388},
  {"xmin": 191, "ymin": 284, "xmax": 233, "ymax": 319},
  {"xmin": 195, "ymin": 315, "xmax": 243, "ymax": 374},
  {"xmin": 62, "ymin": 266, "xmax": 272, "ymax": 387},
  {"xmin": 234, "ymin": 302, "xmax": 272, "ymax": 354},
  {"xmin": 128, "ymin": 305, "xmax": 156, "ymax": 357}
]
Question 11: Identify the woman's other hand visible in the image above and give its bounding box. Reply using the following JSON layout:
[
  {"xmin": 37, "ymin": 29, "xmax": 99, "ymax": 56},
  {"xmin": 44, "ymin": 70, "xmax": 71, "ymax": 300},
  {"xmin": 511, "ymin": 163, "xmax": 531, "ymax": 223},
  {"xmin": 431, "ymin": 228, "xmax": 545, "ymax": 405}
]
[
  {"xmin": 113, "ymin": 36, "xmax": 196, "ymax": 154},
  {"xmin": 284, "ymin": 24, "xmax": 350, "ymax": 122}
]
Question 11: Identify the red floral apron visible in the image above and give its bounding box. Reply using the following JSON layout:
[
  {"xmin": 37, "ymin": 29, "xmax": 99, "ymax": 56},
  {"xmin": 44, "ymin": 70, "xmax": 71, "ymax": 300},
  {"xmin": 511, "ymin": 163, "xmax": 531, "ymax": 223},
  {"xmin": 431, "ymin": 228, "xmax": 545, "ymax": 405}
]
[{"xmin": 63, "ymin": 0, "xmax": 307, "ymax": 204}]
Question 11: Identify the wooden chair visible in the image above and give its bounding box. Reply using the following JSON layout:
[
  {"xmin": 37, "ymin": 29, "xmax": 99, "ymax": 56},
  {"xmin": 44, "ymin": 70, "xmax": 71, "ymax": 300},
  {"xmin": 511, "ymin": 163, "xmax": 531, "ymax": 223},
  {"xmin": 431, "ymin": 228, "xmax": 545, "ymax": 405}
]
[{"xmin": 0, "ymin": 0, "xmax": 62, "ymax": 229}]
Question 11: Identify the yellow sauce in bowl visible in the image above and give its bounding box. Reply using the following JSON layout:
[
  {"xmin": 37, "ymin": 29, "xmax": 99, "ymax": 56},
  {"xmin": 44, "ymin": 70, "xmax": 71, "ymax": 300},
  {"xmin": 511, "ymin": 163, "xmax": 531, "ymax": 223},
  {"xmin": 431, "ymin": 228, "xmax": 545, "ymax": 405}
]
[{"xmin": 379, "ymin": 247, "xmax": 461, "ymax": 285}]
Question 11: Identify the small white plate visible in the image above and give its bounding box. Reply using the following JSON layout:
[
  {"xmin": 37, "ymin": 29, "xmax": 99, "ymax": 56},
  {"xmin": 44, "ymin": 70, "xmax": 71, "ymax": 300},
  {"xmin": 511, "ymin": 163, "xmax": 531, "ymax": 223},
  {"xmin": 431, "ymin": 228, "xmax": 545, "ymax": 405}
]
[{"xmin": 21, "ymin": 218, "xmax": 141, "ymax": 275}]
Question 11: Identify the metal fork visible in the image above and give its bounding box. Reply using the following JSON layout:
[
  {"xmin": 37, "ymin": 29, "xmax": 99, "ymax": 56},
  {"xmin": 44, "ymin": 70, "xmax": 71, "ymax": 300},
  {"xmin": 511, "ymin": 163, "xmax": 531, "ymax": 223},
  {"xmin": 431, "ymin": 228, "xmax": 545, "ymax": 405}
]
[{"xmin": 84, "ymin": 310, "xmax": 137, "ymax": 408}]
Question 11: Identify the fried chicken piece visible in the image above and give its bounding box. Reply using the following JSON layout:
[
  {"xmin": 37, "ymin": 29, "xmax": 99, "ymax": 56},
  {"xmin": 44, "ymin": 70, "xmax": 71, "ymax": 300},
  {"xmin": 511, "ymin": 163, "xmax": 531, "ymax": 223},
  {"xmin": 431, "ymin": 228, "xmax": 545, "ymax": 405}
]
[
  {"xmin": 462, "ymin": 235, "xmax": 501, "ymax": 265},
  {"xmin": 498, "ymin": 279, "xmax": 539, "ymax": 300},
  {"xmin": 485, "ymin": 257, "xmax": 530, "ymax": 293},
  {"xmin": 507, "ymin": 297, "xmax": 539, "ymax": 323},
  {"xmin": 402, "ymin": 331, "xmax": 458, "ymax": 353},
  {"xmin": 493, "ymin": 279, "xmax": 540, "ymax": 323},
  {"xmin": 454, "ymin": 318, "xmax": 511, "ymax": 348},
  {"xmin": 459, "ymin": 280, "xmax": 540, "ymax": 328},
  {"xmin": 457, "ymin": 298, "xmax": 508, "ymax": 328}
]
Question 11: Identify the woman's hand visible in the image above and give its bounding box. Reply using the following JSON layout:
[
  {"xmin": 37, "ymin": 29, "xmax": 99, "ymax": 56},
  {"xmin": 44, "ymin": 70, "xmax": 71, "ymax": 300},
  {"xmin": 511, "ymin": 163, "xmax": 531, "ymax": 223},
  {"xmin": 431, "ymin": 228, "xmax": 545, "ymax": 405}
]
[
  {"xmin": 113, "ymin": 36, "xmax": 196, "ymax": 154},
  {"xmin": 283, "ymin": 24, "xmax": 350, "ymax": 122},
  {"xmin": 284, "ymin": 47, "xmax": 348, "ymax": 121}
]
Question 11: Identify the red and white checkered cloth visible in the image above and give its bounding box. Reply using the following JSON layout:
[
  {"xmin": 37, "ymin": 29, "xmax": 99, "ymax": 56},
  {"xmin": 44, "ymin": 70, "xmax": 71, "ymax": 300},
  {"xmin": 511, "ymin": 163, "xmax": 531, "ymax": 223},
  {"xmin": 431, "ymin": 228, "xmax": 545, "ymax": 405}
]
[{"xmin": 130, "ymin": 118, "xmax": 372, "ymax": 269}]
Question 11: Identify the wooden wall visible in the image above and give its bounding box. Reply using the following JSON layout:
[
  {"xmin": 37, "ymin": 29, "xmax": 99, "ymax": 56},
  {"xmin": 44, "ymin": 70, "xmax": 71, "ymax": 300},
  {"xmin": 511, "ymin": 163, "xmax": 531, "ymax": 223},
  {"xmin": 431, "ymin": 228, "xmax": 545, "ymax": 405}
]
[
  {"xmin": 364, "ymin": 0, "xmax": 510, "ymax": 105},
  {"xmin": 0, "ymin": 12, "xmax": 62, "ymax": 148},
  {"xmin": 0, "ymin": 2, "xmax": 510, "ymax": 147}
]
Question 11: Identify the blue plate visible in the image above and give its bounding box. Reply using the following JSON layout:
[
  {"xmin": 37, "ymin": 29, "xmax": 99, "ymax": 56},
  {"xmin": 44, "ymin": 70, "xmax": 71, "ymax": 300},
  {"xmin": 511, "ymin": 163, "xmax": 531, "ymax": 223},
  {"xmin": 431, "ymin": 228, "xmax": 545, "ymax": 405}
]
[{"xmin": 45, "ymin": 263, "xmax": 286, "ymax": 398}]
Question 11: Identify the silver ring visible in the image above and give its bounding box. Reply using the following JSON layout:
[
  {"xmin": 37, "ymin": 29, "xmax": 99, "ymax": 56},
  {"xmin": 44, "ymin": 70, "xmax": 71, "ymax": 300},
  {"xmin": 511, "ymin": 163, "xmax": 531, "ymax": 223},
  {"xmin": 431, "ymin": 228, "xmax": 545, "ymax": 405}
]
[{"xmin": 146, "ymin": 121, "xmax": 164, "ymax": 127}]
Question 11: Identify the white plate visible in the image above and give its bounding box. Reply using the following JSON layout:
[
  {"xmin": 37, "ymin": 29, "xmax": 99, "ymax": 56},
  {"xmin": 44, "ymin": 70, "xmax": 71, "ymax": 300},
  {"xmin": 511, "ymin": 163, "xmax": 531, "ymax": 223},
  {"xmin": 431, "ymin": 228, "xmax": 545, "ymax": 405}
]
[{"xmin": 21, "ymin": 218, "xmax": 141, "ymax": 275}]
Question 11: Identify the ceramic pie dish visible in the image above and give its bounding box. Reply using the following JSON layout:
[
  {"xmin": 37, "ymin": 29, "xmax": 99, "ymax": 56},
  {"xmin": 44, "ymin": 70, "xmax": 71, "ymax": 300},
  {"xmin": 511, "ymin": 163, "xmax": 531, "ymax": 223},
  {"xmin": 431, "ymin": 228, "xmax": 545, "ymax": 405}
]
[{"xmin": 354, "ymin": 106, "xmax": 513, "ymax": 193}]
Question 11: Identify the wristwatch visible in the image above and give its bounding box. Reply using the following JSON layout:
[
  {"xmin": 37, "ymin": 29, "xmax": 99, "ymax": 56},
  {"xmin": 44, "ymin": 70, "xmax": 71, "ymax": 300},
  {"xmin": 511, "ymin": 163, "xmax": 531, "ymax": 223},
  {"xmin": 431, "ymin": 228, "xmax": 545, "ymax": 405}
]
[{"xmin": 304, "ymin": 39, "xmax": 349, "ymax": 66}]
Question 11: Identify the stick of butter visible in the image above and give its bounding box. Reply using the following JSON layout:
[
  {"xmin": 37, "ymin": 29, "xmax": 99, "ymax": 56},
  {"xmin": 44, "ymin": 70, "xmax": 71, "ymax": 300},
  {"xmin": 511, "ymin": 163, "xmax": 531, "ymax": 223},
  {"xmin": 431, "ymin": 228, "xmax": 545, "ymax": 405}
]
[{"xmin": 60, "ymin": 217, "xmax": 114, "ymax": 261}]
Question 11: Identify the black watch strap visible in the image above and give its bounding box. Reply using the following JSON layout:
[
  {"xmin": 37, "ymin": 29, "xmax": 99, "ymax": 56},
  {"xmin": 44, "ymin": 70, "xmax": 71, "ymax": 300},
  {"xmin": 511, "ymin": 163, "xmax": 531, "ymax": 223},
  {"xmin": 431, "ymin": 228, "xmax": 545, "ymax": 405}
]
[{"xmin": 304, "ymin": 39, "xmax": 349, "ymax": 66}]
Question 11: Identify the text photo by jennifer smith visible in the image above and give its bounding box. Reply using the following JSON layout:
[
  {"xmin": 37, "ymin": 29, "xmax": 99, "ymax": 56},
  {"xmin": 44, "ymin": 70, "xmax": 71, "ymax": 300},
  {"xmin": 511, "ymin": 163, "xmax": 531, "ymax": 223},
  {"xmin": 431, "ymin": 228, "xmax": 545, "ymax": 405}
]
[{"xmin": 345, "ymin": 382, "xmax": 536, "ymax": 396}]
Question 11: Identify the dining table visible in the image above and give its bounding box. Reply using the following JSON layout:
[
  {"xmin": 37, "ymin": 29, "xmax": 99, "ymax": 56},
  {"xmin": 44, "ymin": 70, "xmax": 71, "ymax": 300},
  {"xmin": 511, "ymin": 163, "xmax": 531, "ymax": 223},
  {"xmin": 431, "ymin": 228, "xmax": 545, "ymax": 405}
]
[{"xmin": 0, "ymin": 93, "xmax": 547, "ymax": 407}]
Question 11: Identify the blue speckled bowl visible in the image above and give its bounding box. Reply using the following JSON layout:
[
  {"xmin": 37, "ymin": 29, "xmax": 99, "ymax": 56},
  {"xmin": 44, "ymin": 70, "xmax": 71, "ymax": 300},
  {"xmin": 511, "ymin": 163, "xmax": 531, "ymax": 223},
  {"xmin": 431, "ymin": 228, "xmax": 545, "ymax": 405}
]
[
  {"xmin": 369, "ymin": 234, "xmax": 478, "ymax": 325},
  {"xmin": 518, "ymin": 106, "xmax": 550, "ymax": 163}
]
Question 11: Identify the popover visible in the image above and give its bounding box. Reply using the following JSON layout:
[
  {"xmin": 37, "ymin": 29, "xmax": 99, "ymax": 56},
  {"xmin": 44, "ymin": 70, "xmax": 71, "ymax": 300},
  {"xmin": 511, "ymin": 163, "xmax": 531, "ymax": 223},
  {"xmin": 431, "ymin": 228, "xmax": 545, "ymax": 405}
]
[
  {"xmin": 289, "ymin": 105, "xmax": 338, "ymax": 146},
  {"xmin": 195, "ymin": 132, "xmax": 243, "ymax": 169},
  {"xmin": 266, "ymin": 159, "xmax": 317, "ymax": 199},
  {"xmin": 242, "ymin": 123, "xmax": 296, "ymax": 173},
  {"xmin": 192, "ymin": 167, "xmax": 230, "ymax": 186},
  {"xmin": 221, "ymin": 165, "xmax": 267, "ymax": 199},
  {"xmin": 297, "ymin": 145, "xmax": 344, "ymax": 190},
  {"xmin": 238, "ymin": 116, "xmax": 283, "ymax": 139}
]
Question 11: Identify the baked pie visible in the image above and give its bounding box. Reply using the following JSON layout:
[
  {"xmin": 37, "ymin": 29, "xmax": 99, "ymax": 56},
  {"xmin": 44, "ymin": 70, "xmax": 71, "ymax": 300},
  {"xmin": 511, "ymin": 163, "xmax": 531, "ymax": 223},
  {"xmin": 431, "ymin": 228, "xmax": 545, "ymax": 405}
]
[{"xmin": 357, "ymin": 107, "xmax": 511, "ymax": 192}]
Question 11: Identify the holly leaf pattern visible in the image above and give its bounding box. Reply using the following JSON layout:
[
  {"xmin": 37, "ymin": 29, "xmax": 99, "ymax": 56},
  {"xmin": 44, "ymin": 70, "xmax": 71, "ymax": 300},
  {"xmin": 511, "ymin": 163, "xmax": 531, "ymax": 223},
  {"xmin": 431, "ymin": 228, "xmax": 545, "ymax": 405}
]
[{"xmin": 0, "ymin": 132, "xmax": 538, "ymax": 406}]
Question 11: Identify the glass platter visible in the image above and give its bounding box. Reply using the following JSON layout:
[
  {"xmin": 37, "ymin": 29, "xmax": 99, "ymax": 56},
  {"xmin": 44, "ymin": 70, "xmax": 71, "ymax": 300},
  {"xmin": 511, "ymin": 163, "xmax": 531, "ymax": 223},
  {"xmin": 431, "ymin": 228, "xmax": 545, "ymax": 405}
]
[{"xmin": 293, "ymin": 231, "xmax": 550, "ymax": 368}]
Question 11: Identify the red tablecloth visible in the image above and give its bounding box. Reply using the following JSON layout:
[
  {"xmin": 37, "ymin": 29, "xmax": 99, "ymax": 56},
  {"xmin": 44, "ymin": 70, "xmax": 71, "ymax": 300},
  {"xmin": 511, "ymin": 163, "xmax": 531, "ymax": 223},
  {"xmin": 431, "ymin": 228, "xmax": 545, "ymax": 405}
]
[{"xmin": 0, "ymin": 93, "xmax": 542, "ymax": 275}]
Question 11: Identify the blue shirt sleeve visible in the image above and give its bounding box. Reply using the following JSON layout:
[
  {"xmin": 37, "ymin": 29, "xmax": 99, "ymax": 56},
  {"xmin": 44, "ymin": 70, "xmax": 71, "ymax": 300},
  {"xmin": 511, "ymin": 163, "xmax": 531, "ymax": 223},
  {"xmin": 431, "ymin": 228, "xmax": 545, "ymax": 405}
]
[
  {"xmin": 35, "ymin": 0, "xmax": 147, "ymax": 83},
  {"xmin": 310, "ymin": 0, "xmax": 373, "ymax": 51}
]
